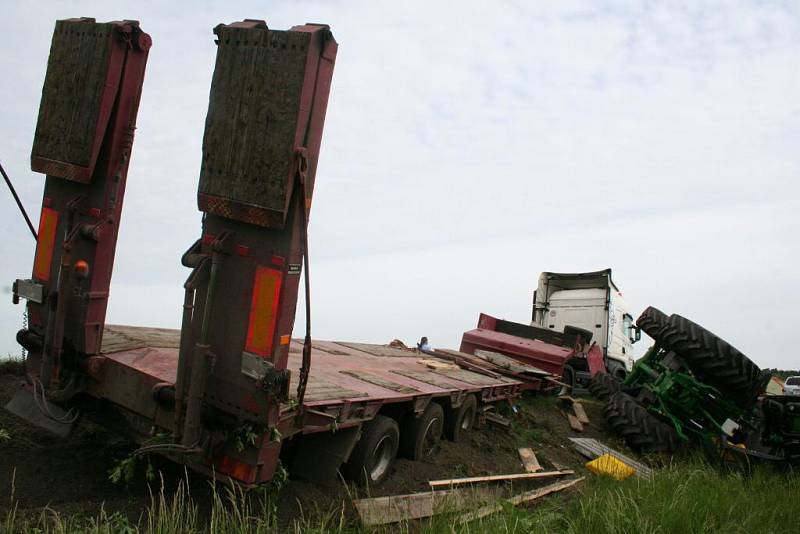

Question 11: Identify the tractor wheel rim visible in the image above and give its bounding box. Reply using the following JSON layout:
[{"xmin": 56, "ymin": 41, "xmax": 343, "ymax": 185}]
[
  {"xmin": 422, "ymin": 417, "xmax": 442, "ymax": 457},
  {"xmin": 370, "ymin": 435, "xmax": 393, "ymax": 481},
  {"xmin": 461, "ymin": 407, "xmax": 475, "ymax": 431}
]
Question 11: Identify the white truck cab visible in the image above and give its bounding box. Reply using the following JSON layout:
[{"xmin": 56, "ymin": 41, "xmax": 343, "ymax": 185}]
[{"xmin": 533, "ymin": 269, "xmax": 638, "ymax": 379}]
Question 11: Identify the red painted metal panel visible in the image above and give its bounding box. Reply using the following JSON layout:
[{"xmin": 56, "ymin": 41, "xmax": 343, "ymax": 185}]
[{"xmin": 460, "ymin": 328, "xmax": 574, "ymax": 376}]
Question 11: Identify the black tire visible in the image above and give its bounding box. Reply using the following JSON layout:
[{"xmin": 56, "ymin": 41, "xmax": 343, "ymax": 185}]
[
  {"xmin": 444, "ymin": 395, "xmax": 477, "ymax": 442},
  {"xmin": 588, "ymin": 373, "xmax": 620, "ymax": 401},
  {"xmin": 559, "ymin": 365, "xmax": 575, "ymax": 396},
  {"xmin": 399, "ymin": 402, "xmax": 444, "ymax": 460},
  {"xmin": 636, "ymin": 306, "xmax": 670, "ymax": 343},
  {"xmin": 340, "ymin": 415, "xmax": 399, "ymax": 486},
  {"xmin": 659, "ymin": 314, "xmax": 763, "ymax": 407},
  {"xmin": 603, "ymin": 392, "xmax": 679, "ymax": 453}
]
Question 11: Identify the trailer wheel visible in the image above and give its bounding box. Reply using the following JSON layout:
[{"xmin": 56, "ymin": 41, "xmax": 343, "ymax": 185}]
[
  {"xmin": 399, "ymin": 402, "xmax": 444, "ymax": 460},
  {"xmin": 659, "ymin": 314, "xmax": 765, "ymax": 408},
  {"xmin": 603, "ymin": 392, "xmax": 679, "ymax": 453},
  {"xmin": 636, "ymin": 306, "xmax": 670, "ymax": 343},
  {"xmin": 340, "ymin": 415, "xmax": 399, "ymax": 486},
  {"xmin": 444, "ymin": 394, "xmax": 477, "ymax": 442},
  {"xmin": 588, "ymin": 373, "xmax": 620, "ymax": 401}
]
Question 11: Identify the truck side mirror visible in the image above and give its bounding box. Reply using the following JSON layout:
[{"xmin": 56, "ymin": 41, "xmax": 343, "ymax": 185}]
[{"xmin": 631, "ymin": 326, "xmax": 642, "ymax": 344}]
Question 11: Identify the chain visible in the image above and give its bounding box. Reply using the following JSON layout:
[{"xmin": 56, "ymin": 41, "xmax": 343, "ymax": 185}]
[{"xmin": 21, "ymin": 309, "xmax": 28, "ymax": 361}]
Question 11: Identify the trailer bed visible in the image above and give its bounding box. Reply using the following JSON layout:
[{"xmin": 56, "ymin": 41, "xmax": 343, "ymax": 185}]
[{"xmin": 99, "ymin": 325, "xmax": 521, "ymax": 414}]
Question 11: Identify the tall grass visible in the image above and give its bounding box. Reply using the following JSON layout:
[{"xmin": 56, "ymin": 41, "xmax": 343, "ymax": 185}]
[{"xmin": 3, "ymin": 460, "xmax": 798, "ymax": 533}]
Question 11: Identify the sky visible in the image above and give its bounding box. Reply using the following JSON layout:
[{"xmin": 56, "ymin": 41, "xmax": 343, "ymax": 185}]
[{"xmin": 0, "ymin": 1, "xmax": 798, "ymax": 369}]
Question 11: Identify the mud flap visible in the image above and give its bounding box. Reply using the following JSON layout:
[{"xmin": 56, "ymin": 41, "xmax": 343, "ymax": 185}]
[
  {"xmin": 290, "ymin": 426, "xmax": 360, "ymax": 486},
  {"xmin": 4, "ymin": 387, "xmax": 75, "ymax": 438}
]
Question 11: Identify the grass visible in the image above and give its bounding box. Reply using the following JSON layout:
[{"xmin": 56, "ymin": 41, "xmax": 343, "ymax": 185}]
[
  {"xmin": 3, "ymin": 459, "xmax": 798, "ymax": 533},
  {"xmin": 0, "ymin": 354, "xmax": 25, "ymax": 376}
]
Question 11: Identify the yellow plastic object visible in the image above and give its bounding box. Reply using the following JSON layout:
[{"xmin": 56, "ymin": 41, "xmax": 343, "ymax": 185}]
[{"xmin": 585, "ymin": 453, "xmax": 636, "ymax": 480}]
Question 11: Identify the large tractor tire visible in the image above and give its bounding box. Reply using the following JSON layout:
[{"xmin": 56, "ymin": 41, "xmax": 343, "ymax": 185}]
[
  {"xmin": 603, "ymin": 392, "xmax": 680, "ymax": 453},
  {"xmin": 588, "ymin": 373, "xmax": 621, "ymax": 401},
  {"xmin": 658, "ymin": 314, "xmax": 764, "ymax": 408},
  {"xmin": 636, "ymin": 306, "xmax": 670, "ymax": 344}
]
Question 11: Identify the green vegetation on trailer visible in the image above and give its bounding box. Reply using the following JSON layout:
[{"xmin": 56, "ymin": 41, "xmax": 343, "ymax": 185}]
[{"xmin": 4, "ymin": 459, "xmax": 799, "ymax": 533}]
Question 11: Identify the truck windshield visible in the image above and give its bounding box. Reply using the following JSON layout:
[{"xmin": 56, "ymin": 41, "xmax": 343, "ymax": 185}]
[{"xmin": 786, "ymin": 377, "xmax": 800, "ymax": 386}]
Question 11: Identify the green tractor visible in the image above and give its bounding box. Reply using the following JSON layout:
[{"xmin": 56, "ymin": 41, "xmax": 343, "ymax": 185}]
[{"xmin": 589, "ymin": 307, "xmax": 800, "ymax": 466}]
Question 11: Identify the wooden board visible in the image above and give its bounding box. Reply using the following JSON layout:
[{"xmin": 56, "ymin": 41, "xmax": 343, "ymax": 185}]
[
  {"xmin": 459, "ymin": 478, "xmax": 584, "ymax": 524},
  {"xmin": 101, "ymin": 324, "xmax": 181, "ymax": 353},
  {"xmin": 353, "ymin": 487, "xmax": 499, "ymax": 526},
  {"xmin": 418, "ymin": 359, "xmax": 460, "ymax": 371},
  {"xmin": 32, "ymin": 19, "xmax": 116, "ymax": 173},
  {"xmin": 429, "ymin": 469, "xmax": 573, "ymax": 489},
  {"xmin": 573, "ymin": 402, "xmax": 590, "ymax": 425},
  {"xmin": 199, "ymin": 25, "xmax": 310, "ymax": 220},
  {"xmin": 430, "ymin": 368, "xmax": 510, "ymax": 386},
  {"xmin": 391, "ymin": 370, "xmax": 461, "ymax": 389},
  {"xmin": 518, "ymin": 447, "xmax": 542, "ymax": 473},
  {"xmin": 339, "ymin": 371, "xmax": 419, "ymax": 394},
  {"xmin": 566, "ymin": 412, "xmax": 584, "ymax": 432}
]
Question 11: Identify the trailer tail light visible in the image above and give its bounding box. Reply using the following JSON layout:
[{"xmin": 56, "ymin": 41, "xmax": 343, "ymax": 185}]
[
  {"xmin": 215, "ymin": 455, "xmax": 256, "ymax": 484},
  {"xmin": 245, "ymin": 266, "xmax": 283, "ymax": 357},
  {"xmin": 33, "ymin": 207, "xmax": 59, "ymax": 282}
]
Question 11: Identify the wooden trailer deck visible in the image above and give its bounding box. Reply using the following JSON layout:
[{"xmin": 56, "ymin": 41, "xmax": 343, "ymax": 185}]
[{"xmin": 99, "ymin": 325, "xmax": 521, "ymax": 414}]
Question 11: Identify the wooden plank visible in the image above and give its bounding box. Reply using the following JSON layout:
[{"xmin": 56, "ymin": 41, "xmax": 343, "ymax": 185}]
[
  {"xmin": 429, "ymin": 469, "xmax": 574, "ymax": 489},
  {"xmin": 518, "ymin": 447, "xmax": 542, "ymax": 473},
  {"xmin": 339, "ymin": 370, "xmax": 419, "ymax": 394},
  {"xmin": 431, "ymin": 368, "xmax": 506, "ymax": 386},
  {"xmin": 391, "ymin": 370, "xmax": 460, "ymax": 389},
  {"xmin": 458, "ymin": 477, "xmax": 584, "ymax": 524},
  {"xmin": 353, "ymin": 487, "xmax": 499, "ymax": 526},
  {"xmin": 573, "ymin": 402, "xmax": 590, "ymax": 425},
  {"xmin": 568, "ymin": 438, "xmax": 653, "ymax": 479},
  {"xmin": 558, "ymin": 408, "xmax": 583, "ymax": 432},
  {"xmin": 199, "ymin": 26, "xmax": 311, "ymax": 216},
  {"xmin": 418, "ymin": 359, "xmax": 460, "ymax": 371}
]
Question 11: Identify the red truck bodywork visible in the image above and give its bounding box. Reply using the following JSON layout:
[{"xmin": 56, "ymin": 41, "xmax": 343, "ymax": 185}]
[{"xmin": 461, "ymin": 314, "xmax": 576, "ymax": 377}]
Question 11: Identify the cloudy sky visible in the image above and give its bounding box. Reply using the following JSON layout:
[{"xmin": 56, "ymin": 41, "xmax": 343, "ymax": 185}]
[{"xmin": 1, "ymin": 1, "xmax": 798, "ymax": 369}]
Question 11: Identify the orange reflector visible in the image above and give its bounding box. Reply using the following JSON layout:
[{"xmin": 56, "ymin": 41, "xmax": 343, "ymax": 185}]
[
  {"xmin": 245, "ymin": 266, "xmax": 283, "ymax": 357},
  {"xmin": 280, "ymin": 334, "xmax": 290, "ymax": 346},
  {"xmin": 216, "ymin": 455, "xmax": 256, "ymax": 483},
  {"xmin": 33, "ymin": 207, "xmax": 59, "ymax": 282}
]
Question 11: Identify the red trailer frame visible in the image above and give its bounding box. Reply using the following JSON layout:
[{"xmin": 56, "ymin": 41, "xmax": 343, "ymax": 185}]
[{"xmin": 8, "ymin": 18, "xmax": 521, "ymax": 487}]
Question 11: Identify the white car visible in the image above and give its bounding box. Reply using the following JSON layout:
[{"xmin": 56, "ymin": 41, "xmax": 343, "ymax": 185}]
[{"xmin": 783, "ymin": 376, "xmax": 800, "ymax": 396}]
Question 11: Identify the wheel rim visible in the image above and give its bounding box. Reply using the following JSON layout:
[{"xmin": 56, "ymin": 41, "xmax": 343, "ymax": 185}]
[
  {"xmin": 421, "ymin": 417, "xmax": 442, "ymax": 457},
  {"xmin": 460, "ymin": 407, "xmax": 475, "ymax": 431},
  {"xmin": 369, "ymin": 435, "xmax": 393, "ymax": 481}
]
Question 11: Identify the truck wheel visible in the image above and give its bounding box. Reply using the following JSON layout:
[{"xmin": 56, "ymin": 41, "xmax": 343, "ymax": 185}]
[
  {"xmin": 603, "ymin": 392, "xmax": 679, "ymax": 453},
  {"xmin": 659, "ymin": 314, "xmax": 764, "ymax": 408},
  {"xmin": 399, "ymin": 402, "xmax": 444, "ymax": 460},
  {"xmin": 444, "ymin": 394, "xmax": 477, "ymax": 442},
  {"xmin": 340, "ymin": 415, "xmax": 399, "ymax": 486},
  {"xmin": 636, "ymin": 306, "xmax": 670, "ymax": 343},
  {"xmin": 588, "ymin": 373, "xmax": 620, "ymax": 401}
]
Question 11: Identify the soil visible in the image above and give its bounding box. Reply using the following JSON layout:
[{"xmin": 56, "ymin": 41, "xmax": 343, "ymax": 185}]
[{"xmin": 0, "ymin": 370, "xmax": 625, "ymax": 528}]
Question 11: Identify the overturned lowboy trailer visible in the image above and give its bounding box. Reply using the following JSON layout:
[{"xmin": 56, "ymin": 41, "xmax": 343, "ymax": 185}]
[{"xmin": 7, "ymin": 18, "xmax": 521, "ymax": 486}]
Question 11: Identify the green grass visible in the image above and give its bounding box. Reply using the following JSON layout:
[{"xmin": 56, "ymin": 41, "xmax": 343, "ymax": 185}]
[{"xmin": 4, "ymin": 460, "xmax": 799, "ymax": 533}]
